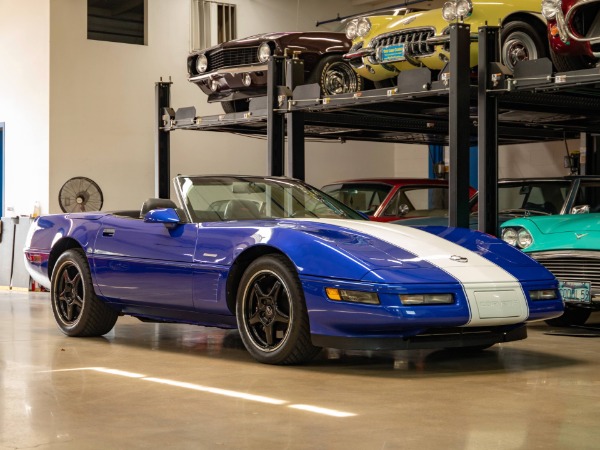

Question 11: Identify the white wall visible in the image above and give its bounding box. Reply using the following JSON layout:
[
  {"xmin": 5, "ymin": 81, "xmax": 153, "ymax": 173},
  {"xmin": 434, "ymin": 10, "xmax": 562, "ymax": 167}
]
[
  {"xmin": 0, "ymin": 1, "xmax": 50, "ymax": 217},
  {"xmin": 48, "ymin": 0, "xmax": 397, "ymax": 213},
  {"xmin": 2, "ymin": 0, "xmax": 579, "ymax": 217},
  {"xmin": 499, "ymin": 140, "xmax": 579, "ymax": 178}
]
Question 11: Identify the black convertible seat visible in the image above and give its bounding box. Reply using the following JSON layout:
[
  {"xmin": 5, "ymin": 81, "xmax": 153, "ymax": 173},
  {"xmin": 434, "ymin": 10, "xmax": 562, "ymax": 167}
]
[
  {"xmin": 140, "ymin": 198, "xmax": 178, "ymax": 217},
  {"xmin": 223, "ymin": 199, "xmax": 262, "ymax": 220}
]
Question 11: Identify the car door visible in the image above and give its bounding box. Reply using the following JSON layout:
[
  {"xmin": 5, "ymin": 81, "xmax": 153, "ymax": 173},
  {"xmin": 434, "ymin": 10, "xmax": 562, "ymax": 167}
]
[{"xmin": 92, "ymin": 215, "xmax": 198, "ymax": 309}]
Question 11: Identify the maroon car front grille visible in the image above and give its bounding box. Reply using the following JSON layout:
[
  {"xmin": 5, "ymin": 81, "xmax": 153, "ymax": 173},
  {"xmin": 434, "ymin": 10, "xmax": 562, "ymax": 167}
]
[
  {"xmin": 372, "ymin": 28, "xmax": 435, "ymax": 59},
  {"xmin": 207, "ymin": 47, "xmax": 259, "ymax": 72},
  {"xmin": 530, "ymin": 252, "xmax": 600, "ymax": 294},
  {"xmin": 569, "ymin": 3, "xmax": 600, "ymax": 39}
]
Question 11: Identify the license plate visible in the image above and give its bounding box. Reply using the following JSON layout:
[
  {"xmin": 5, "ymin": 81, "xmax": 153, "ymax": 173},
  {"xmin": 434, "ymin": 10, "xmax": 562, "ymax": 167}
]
[
  {"xmin": 559, "ymin": 281, "xmax": 591, "ymax": 303},
  {"xmin": 380, "ymin": 44, "xmax": 405, "ymax": 63}
]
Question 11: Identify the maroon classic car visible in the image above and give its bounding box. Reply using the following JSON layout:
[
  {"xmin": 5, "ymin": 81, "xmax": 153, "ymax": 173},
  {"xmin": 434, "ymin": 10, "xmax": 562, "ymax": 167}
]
[
  {"xmin": 187, "ymin": 32, "xmax": 362, "ymax": 113},
  {"xmin": 321, "ymin": 178, "xmax": 476, "ymax": 222},
  {"xmin": 542, "ymin": 0, "xmax": 600, "ymax": 71}
]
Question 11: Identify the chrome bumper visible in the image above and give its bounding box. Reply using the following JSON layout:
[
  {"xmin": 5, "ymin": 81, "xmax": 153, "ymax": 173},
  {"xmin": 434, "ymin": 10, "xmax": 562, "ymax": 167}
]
[
  {"xmin": 188, "ymin": 63, "xmax": 269, "ymax": 82},
  {"xmin": 554, "ymin": 0, "xmax": 600, "ymax": 54}
]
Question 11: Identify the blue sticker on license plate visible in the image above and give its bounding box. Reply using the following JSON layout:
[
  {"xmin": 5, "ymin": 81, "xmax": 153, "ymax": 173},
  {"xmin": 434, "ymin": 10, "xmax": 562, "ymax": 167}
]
[
  {"xmin": 559, "ymin": 281, "xmax": 591, "ymax": 303},
  {"xmin": 380, "ymin": 44, "xmax": 405, "ymax": 63}
]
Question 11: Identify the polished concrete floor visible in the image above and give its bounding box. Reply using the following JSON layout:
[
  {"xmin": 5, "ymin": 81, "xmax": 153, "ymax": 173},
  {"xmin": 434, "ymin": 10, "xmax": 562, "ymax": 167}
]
[{"xmin": 1, "ymin": 290, "xmax": 599, "ymax": 449}]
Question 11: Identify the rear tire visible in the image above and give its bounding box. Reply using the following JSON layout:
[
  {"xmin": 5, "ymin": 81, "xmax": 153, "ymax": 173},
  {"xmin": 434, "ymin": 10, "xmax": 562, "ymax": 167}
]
[
  {"xmin": 545, "ymin": 308, "xmax": 591, "ymax": 327},
  {"xmin": 51, "ymin": 249, "xmax": 118, "ymax": 337},
  {"xmin": 501, "ymin": 21, "xmax": 548, "ymax": 73},
  {"xmin": 307, "ymin": 55, "xmax": 363, "ymax": 96},
  {"xmin": 221, "ymin": 99, "xmax": 249, "ymax": 113}
]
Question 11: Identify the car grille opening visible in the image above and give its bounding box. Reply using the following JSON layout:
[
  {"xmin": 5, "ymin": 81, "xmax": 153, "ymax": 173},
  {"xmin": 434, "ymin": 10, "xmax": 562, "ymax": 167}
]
[
  {"xmin": 207, "ymin": 47, "xmax": 259, "ymax": 72},
  {"xmin": 569, "ymin": 3, "xmax": 600, "ymax": 39},
  {"xmin": 372, "ymin": 28, "xmax": 435, "ymax": 61},
  {"xmin": 530, "ymin": 252, "xmax": 600, "ymax": 294}
]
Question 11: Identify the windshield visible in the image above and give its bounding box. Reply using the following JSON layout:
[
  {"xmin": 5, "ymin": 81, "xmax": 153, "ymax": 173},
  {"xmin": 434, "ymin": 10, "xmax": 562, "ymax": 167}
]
[
  {"xmin": 321, "ymin": 183, "xmax": 392, "ymax": 215},
  {"xmin": 498, "ymin": 182, "xmax": 570, "ymax": 215},
  {"xmin": 176, "ymin": 176, "xmax": 365, "ymax": 222}
]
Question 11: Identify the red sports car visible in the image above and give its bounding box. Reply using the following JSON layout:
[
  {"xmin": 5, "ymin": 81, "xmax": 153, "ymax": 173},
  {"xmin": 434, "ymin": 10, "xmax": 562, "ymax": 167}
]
[
  {"xmin": 542, "ymin": 0, "xmax": 600, "ymax": 71},
  {"xmin": 321, "ymin": 178, "xmax": 476, "ymax": 222}
]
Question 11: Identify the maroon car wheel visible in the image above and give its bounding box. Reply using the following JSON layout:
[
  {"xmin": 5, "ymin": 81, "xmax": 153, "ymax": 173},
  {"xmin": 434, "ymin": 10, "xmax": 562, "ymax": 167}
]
[{"xmin": 308, "ymin": 55, "xmax": 363, "ymax": 96}]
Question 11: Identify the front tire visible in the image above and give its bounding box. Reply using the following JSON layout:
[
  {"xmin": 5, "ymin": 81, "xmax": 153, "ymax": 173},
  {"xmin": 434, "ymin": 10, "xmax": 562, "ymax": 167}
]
[
  {"xmin": 307, "ymin": 55, "xmax": 363, "ymax": 96},
  {"xmin": 51, "ymin": 249, "xmax": 118, "ymax": 336},
  {"xmin": 550, "ymin": 51, "xmax": 596, "ymax": 72},
  {"xmin": 501, "ymin": 21, "xmax": 548, "ymax": 73},
  {"xmin": 236, "ymin": 254, "xmax": 320, "ymax": 365}
]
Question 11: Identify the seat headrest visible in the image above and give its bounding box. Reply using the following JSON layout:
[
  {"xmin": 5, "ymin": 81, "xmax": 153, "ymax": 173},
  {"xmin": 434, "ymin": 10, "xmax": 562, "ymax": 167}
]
[
  {"xmin": 140, "ymin": 198, "xmax": 178, "ymax": 217},
  {"xmin": 223, "ymin": 199, "xmax": 261, "ymax": 220}
]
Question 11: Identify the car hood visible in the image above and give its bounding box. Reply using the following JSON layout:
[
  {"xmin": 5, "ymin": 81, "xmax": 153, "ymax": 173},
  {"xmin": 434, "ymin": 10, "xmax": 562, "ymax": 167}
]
[
  {"xmin": 519, "ymin": 214, "xmax": 600, "ymax": 234},
  {"xmin": 200, "ymin": 31, "xmax": 343, "ymax": 51}
]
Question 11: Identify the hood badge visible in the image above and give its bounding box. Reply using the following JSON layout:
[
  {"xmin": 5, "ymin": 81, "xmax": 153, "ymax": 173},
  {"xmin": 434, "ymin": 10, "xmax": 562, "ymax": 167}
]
[
  {"xmin": 575, "ymin": 233, "xmax": 588, "ymax": 239},
  {"xmin": 450, "ymin": 255, "xmax": 468, "ymax": 263}
]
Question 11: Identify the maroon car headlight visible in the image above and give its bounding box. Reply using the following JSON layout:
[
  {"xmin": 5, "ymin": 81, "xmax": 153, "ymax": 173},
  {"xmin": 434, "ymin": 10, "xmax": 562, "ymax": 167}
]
[
  {"xmin": 196, "ymin": 54, "xmax": 208, "ymax": 73},
  {"xmin": 257, "ymin": 42, "xmax": 272, "ymax": 63},
  {"xmin": 542, "ymin": 0, "xmax": 561, "ymax": 20}
]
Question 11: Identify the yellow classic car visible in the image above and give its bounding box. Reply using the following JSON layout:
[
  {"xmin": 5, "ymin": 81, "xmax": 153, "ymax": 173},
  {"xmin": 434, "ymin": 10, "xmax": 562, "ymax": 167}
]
[{"xmin": 343, "ymin": 0, "xmax": 548, "ymax": 84}]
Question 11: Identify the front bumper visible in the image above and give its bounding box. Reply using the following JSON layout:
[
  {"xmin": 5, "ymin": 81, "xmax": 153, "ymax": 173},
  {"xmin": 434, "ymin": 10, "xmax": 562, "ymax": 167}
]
[
  {"xmin": 312, "ymin": 324, "xmax": 527, "ymax": 350},
  {"xmin": 549, "ymin": 0, "xmax": 600, "ymax": 57},
  {"xmin": 188, "ymin": 64, "xmax": 269, "ymax": 102}
]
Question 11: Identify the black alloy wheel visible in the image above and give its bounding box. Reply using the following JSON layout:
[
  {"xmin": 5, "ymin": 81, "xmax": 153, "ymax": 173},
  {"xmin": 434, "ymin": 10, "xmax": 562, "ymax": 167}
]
[
  {"xmin": 236, "ymin": 254, "xmax": 320, "ymax": 365},
  {"xmin": 308, "ymin": 55, "xmax": 363, "ymax": 96},
  {"xmin": 51, "ymin": 249, "xmax": 118, "ymax": 337}
]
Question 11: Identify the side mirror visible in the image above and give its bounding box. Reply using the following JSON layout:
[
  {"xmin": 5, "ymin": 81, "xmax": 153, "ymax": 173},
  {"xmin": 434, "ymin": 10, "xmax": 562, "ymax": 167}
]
[
  {"xmin": 144, "ymin": 208, "xmax": 182, "ymax": 228},
  {"xmin": 571, "ymin": 205, "xmax": 590, "ymax": 214}
]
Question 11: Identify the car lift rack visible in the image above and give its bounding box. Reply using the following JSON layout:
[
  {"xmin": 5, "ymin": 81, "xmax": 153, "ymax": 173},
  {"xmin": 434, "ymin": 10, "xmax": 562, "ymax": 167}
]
[{"xmin": 157, "ymin": 25, "xmax": 600, "ymax": 236}]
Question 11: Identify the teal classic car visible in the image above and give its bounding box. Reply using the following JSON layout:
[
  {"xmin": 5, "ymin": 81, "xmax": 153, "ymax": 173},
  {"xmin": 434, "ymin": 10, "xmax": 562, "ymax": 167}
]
[{"xmin": 500, "ymin": 177, "xmax": 600, "ymax": 325}]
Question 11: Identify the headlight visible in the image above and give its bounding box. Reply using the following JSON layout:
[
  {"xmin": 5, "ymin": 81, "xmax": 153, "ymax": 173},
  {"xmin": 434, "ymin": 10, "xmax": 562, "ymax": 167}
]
[
  {"xmin": 541, "ymin": 0, "xmax": 561, "ymax": 20},
  {"xmin": 196, "ymin": 54, "xmax": 208, "ymax": 73},
  {"xmin": 502, "ymin": 227, "xmax": 533, "ymax": 248},
  {"xmin": 442, "ymin": 2, "xmax": 458, "ymax": 21},
  {"xmin": 455, "ymin": 0, "xmax": 473, "ymax": 18},
  {"xmin": 501, "ymin": 227, "xmax": 518, "ymax": 246},
  {"xmin": 326, "ymin": 287, "xmax": 379, "ymax": 305},
  {"xmin": 442, "ymin": 0, "xmax": 472, "ymax": 22},
  {"xmin": 257, "ymin": 42, "xmax": 272, "ymax": 63},
  {"xmin": 346, "ymin": 19, "xmax": 358, "ymax": 40},
  {"xmin": 400, "ymin": 294, "xmax": 454, "ymax": 305},
  {"xmin": 529, "ymin": 289, "xmax": 558, "ymax": 300},
  {"xmin": 356, "ymin": 18, "xmax": 371, "ymax": 37},
  {"xmin": 517, "ymin": 228, "xmax": 533, "ymax": 249}
]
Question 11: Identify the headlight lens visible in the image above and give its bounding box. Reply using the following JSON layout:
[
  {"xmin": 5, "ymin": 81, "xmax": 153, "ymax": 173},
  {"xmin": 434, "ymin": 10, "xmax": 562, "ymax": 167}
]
[
  {"xmin": 257, "ymin": 42, "xmax": 272, "ymax": 63},
  {"xmin": 501, "ymin": 227, "xmax": 518, "ymax": 246},
  {"xmin": 326, "ymin": 287, "xmax": 380, "ymax": 305},
  {"xmin": 196, "ymin": 54, "xmax": 208, "ymax": 73},
  {"xmin": 356, "ymin": 18, "xmax": 371, "ymax": 37},
  {"xmin": 529, "ymin": 289, "xmax": 558, "ymax": 300},
  {"xmin": 502, "ymin": 227, "xmax": 533, "ymax": 248},
  {"xmin": 346, "ymin": 19, "xmax": 358, "ymax": 40},
  {"xmin": 442, "ymin": 2, "xmax": 457, "ymax": 21},
  {"xmin": 455, "ymin": 0, "xmax": 473, "ymax": 18},
  {"xmin": 442, "ymin": 0, "xmax": 472, "ymax": 22},
  {"xmin": 400, "ymin": 294, "xmax": 454, "ymax": 305},
  {"xmin": 517, "ymin": 228, "xmax": 533, "ymax": 249},
  {"xmin": 541, "ymin": 0, "xmax": 561, "ymax": 20}
]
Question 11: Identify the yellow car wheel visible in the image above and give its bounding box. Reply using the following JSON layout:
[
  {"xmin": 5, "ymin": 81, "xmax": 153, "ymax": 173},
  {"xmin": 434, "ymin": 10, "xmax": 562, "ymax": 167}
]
[{"xmin": 501, "ymin": 20, "xmax": 548, "ymax": 72}]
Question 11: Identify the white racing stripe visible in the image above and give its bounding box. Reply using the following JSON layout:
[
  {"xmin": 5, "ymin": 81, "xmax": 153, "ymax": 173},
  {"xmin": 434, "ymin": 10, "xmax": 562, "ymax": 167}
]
[{"xmin": 301, "ymin": 219, "xmax": 529, "ymax": 326}]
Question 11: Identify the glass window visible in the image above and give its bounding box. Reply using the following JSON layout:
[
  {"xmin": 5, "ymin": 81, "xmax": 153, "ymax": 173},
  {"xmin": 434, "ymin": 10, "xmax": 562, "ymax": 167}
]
[
  {"xmin": 191, "ymin": 0, "xmax": 236, "ymax": 51},
  {"xmin": 383, "ymin": 187, "xmax": 449, "ymax": 217},
  {"xmin": 498, "ymin": 182, "xmax": 569, "ymax": 215},
  {"xmin": 321, "ymin": 183, "xmax": 392, "ymax": 215},
  {"xmin": 573, "ymin": 181, "xmax": 600, "ymax": 211},
  {"xmin": 88, "ymin": 0, "xmax": 146, "ymax": 45}
]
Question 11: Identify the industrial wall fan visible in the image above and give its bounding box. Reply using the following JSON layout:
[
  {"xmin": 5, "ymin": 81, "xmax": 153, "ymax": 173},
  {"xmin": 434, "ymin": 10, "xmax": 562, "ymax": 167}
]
[{"xmin": 58, "ymin": 176, "xmax": 104, "ymax": 213}]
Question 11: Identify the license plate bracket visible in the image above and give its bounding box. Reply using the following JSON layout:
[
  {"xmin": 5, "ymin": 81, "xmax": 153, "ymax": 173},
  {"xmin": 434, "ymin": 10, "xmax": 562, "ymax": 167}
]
[
  {"xmin": 380, "ymin": 44, "xmax": 406, "ymax": 63},
  {"xmin": 558, "ymin": 281, "xmax": 591, "ymax": 303}
]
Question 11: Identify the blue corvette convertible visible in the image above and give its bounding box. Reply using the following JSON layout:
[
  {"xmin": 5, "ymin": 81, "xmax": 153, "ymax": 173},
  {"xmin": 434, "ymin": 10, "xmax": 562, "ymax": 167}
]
[{"xmin": 24, "ymin": 175, "xmax": 564, "ymax": 364}]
